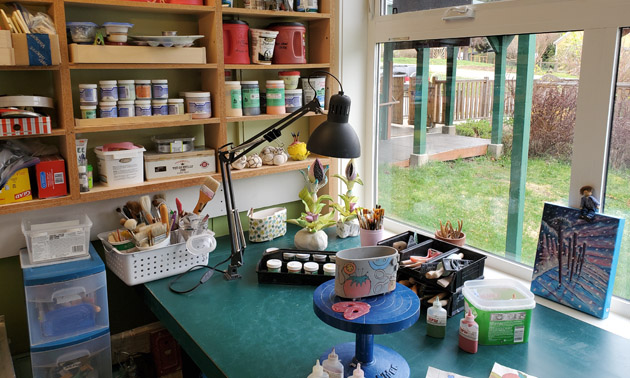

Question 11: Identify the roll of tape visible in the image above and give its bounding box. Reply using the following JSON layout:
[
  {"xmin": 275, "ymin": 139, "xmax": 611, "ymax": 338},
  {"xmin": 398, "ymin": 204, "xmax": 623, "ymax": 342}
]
[{"xmin": 0, "ymin": 96, "xmax": 54, "ymax": 109}]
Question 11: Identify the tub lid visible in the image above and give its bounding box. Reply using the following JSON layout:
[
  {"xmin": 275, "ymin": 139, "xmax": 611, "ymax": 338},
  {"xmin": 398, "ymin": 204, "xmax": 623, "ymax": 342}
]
[
  {"xmin": 30, "ymin": 327, "xmax": 110, "ymax": 353},
  {"xmin": 463, "ymin": 279, "xmax": 536, "ymax": 312},
  {"xmin": 223, "ymin": 20, "xmax": 248, "ymax": 25},
  {"xmin": 66, "ymin": 22, "xmax": 98, "ymax": 27},
  {"xmin": 241, "ymin": 81, "xmax": 259, "ymax": 85},
  {"xmin": 268, "ymin": 22, "xmax": 305, "ymax": 28},
  {"xmin": 152, "ymin": 135, "xmax": 195, "ymax": 144},
  {"xmin": 21, "ymin": 243, "xmax": 104, "ymax": 286},
  {"xmin": 102, "ymin": 22, "xmax": 134, "ymax": 27},
  {"xmin": 279, "ymin": 71, "xmax": 301, "ymax": 76}
]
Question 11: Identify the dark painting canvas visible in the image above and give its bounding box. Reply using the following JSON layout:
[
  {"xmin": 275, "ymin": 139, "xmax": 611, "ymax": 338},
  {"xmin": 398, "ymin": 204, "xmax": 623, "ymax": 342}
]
[{"xmin": 531, "ymin": 203, "xmax": 624, "ymax": 319}]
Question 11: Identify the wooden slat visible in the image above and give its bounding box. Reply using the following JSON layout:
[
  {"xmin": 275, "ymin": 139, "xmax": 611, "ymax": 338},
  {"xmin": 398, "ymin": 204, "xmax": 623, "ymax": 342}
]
[
  {"xmin": 64, "ymin": 0, "xmax": 215, "ymax": 14},
  {"xmin": 0, "ymin": 129, "xmax": 65, "ymax": 140},
  {"xmin": 75, "ymin": 113, "xmax": 191, "ymax": 127},
  {"xmin": 222, "ymin": 7, "xmax": 330, "ymax": 19},
  {"xmin": 75, "ymin": 118, "xmax": 220, "ymax": 133},
  {"xmin": 0, "ymin": 65, "xmax": 60, "ymax": 71},
  {"xmin": 69, "ymin": 63, "xmax": 217, "ymax": 70},
  {"xmin": 226, "ymin": 111, "xmax": 325, "ymax": 123}
]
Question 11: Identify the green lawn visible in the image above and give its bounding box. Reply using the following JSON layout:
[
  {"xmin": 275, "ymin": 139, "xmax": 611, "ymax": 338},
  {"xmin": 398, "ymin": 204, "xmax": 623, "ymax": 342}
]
[{"xmin": 378, "ymin": 156, "xmax": 630, "ymax": 299}]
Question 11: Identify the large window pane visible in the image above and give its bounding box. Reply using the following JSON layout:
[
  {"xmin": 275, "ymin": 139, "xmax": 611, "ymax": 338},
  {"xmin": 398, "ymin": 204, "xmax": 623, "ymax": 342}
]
[{"xmin": 381, "ymin": 0, "xmax": 508, "ymax": 16}]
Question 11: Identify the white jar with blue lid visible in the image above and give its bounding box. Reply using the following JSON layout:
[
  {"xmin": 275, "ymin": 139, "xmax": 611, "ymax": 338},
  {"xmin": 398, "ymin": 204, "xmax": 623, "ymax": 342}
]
[
  {"xmin": 135, "ymin": 100, "xmax": 152, "ymax": 116},
  {"xmin": 99, "ymin": 80, "xmax": 118, "ymax": 102},
  {"xmin": 99, "ymin": 101, "xmax": 117, "ymax": 118},
  {"xmin": 117, "ymin": 100, "xmax": 135, "ymax": 117},
  {"xmin": 151, "ymin": 79, "xmax": 169, "ymax": 99},
  {"xmin": 79, "ymin": 84, "xmax": 98, "ymax": 105},
  {"xmin": 117, "ymin": 80, "xmax": 135, "ymax": 101}
]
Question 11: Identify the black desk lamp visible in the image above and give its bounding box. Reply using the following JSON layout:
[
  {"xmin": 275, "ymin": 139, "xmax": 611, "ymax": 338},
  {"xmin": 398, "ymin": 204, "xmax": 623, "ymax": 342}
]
[{"xmin": 219, "ymin": 71, "xmax": 361, "ymax": 280}]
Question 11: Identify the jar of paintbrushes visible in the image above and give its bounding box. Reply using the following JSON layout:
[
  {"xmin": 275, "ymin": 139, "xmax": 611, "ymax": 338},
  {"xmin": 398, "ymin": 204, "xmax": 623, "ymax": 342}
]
[{"xmin": 357, "ymin": 206, "xmax": 385, "ymax": 246}]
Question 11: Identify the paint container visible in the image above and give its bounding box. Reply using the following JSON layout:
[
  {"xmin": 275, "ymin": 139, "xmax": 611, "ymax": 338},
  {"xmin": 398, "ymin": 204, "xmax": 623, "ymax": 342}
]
[
  {"xmin": 80, "ymin": 105, "xmax": 96, "ymax": 119},
  {"xmin": 99, "ymin": 102, "xmax": 117, "ymax": 118},
  {"xmin": 268, "ymin": 23, "xmax": 306, "ymax": 64},
  {"xmin": 266, "ymin": 259, "xmax": 282, "ymax": 273},
  {"xmin": 282, "ymin": 252, "xmax": 296, "ymax": 261},
  {"xmin": 168, "ymin": 98, "xmax": 185, "ymax": 115},
  {"xmin": 265, "ymin": 80, "xmax": 285, "ymax": 115},
  {"xmin": 99, "ymin": 80, "xmax": 118, "ymax": 102},
  {"xmin": 225, "ymin": 81, "xmax": 242, "ymax": 117},
  {"xmin": 117, "ymin": 80, "xmax": 135, "ymax": 101},
  {"xmin": 135, "ymin": 100, "xmax": 152, "ymax": 116},
  {"xmin": 278, "ymin": 71, "xmax": 300, "ymax": 90},
  {"xmin": 313, "ymin": 254, "xmax": 327, "ymax": 263},
  {"xmin": 323, "ymin": 263, "xmax": 335, "ymax": 276},
  {"xmin": 304, "ymin": 262, "xmax": 319, "ymax": 275},
  {"xmin": 287, "ymin": 261, "xmax": 302, "ymax": 274},
  {"xmin": 285, "ymin": 89, "xmax": 302, "ymax": 112},
  {"xmin": 184, "ymin": 92, "xmax": 212, "ymax": 119},
  {"xmin": 459, "ymin": 310, "xmax": 478, "ymax": 353},
  {"xmin": 250, "ymin": 29, "xmax": 279, "ymax": 65},
  {"xmin": 87, "ymin": 164, "xmax": 93, "ymax": 189},
  {"xmin": 296, "ymin": 0, "xmax": 318, "ymax": 12},
  {"xmin": 296, "ymin": 253, "xmax": 310, "ymax": 262},
  {"xmin": 426, "ymin": 298, "xmax": 447, "ymax": 338},
  {"xmin": 79, "ymin": 84, "xmax": 98, "ymax": 105},
  {"xmin": 241, "ymin": 81, "xmax": 261, "ymax": 116},
  {"xmin": 329, "ymin": 255, "xmax": 336, "ymax": 263},
  {"xmin": 302, "ymin": 77, "xmax": 325, "ymax": 108},
  {"xmin": 135, "ymin": 80, "xmax": 152, "ymax": 99},
  {"xmin": 152, "ymin": 79, "xmax": 169, "ymax": 99},
  {"xmin": 223, "ymin": 20, "xmax": 250, "ymax": 64},
  {"xmin": 117, "ymin": 100, "xmax": 135, "ymax": 117},
  {"xmin": 152, "ymin": 99, "xmax": 168, "ymax": 116}
]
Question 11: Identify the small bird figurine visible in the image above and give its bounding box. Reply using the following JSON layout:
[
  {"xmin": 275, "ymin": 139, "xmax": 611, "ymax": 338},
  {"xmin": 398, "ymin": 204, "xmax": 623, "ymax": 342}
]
[{"xmin": 287, "ymin": 132, "xmax": 310, "ymax": 161}]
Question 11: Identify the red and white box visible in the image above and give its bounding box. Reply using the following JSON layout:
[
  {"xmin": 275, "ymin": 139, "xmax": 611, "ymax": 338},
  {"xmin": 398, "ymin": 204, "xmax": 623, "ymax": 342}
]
[
  {"xmin": 32, "ymin": 155, "xmax": 67, "ymax": 199},
  {"xmin": 0, "ymin": 117, "xmax": 52, "ymax": 137}
]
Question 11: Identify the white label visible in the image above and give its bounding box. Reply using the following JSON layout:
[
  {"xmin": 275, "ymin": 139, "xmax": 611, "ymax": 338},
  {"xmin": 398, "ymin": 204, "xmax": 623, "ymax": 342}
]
[
  {"xmin": 31, "ymin": 229, "xmax": 86, "ymax": 262},
  {"xmin": 427, "ymin": 314, "xmax": 446, "ymax": 326},
  {"xmin": 514, "ymin": 326, "xmax": 525, "ymax": 343},
  {"xmin": 54, "ymin": 172, "xmax": 64, "ymax": 184},
  {"xmin": 490, "ymin": 312, "xmax": 526, "ymax": 321},
  {"xmin": 459, "ymin": 324, "xmax": 478, "ymax": 342},
  {"xmin": 267, "ymin": 93, "xmax": 282, "ymax": 100}
]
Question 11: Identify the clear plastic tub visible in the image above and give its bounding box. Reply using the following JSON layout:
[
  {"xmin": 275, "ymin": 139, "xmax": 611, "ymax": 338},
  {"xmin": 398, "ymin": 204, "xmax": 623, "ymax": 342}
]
[
  {"xmin": 152, "ymin": 135, "xmax": 195, "ymax": 153},
  {"xmin": 21, "ymin": 213, "xmax": 92, "ymax": 264}
]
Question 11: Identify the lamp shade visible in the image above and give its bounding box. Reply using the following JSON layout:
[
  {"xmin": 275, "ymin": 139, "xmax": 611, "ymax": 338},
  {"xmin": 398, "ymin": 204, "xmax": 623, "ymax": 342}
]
[{"xmin": 307, "ymin": 92, "xmax": 361, "ymax": 158}]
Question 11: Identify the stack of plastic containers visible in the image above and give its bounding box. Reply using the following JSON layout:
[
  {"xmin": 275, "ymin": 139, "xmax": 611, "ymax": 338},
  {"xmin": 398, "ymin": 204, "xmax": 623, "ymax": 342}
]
[{"xmin": 21, "ymin": 244, "xmax": 112, "ymax": 378}]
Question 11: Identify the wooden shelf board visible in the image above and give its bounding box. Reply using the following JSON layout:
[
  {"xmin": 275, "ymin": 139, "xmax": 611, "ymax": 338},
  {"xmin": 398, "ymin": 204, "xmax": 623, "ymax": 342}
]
[
  {"xmin": 225, "ymin": 63, "xmax": 330, "ymax": 70},
  {"xmin": 64, "ymin": 0, "xmax": 215, "ymax": 14},
  {"xmin": 226, "ymin": 111, "xmax": 326, "ymax": 123},
  {"xmin": 222, "ymin": 8, "xmax": 330, "ymax": 19},
  {"xmin": 75, "ymin": 117, "xmax": 220, "ymax": 133},
  {"xmin": 0, "ymin": 129, "xmax": 65, "ymax": 140},
  {"xmin": 69, "ymin": 63, "xmax": 217, "ymax": 70},
  {"xmin": 0, "ymin": 196, "xmax": 74, "ymax": 216},
  {"xmin": 0, "ymin": 65, "xmax": 60, "ymax": 71},
  {"xmin": 0, "ymin": 0, "xmax": 52, "ymax": 5}
]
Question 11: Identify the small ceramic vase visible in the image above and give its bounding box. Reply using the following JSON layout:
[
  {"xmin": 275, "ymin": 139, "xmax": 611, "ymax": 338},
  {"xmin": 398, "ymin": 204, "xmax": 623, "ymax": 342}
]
[
  {"xmin": 336, "ymin": 218, "xmax": 360, "ymax": 238},
  {"xmin": 294, "ymin": 228, "xmax": 328, "ymax": 250}
]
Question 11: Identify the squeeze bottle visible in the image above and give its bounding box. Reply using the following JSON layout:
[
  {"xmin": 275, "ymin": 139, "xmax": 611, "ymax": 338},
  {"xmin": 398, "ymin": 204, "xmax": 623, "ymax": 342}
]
[
  {"xmin": 458, "ymin": 309, "xmax": 479, "ymax": 353},
  {"xmin": 426, "ymin": 298, "xmax": 447, "ymax": 338},
  {"xmin": 322, "ymin": 348, "xmax": 344, "ymax": 378},
  {"xmin": 349, "ymin": 363, "xmax": 365, "ymax": 378},
  {"xmin": 307, "ymin": 360, "xmax": 330, "ymax": 378}
]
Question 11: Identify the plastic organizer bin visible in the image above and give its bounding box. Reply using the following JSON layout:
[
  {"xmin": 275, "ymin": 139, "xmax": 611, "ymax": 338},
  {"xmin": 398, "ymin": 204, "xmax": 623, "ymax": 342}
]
[
  {"xmin": 21, "ymin": 213, "xmax": 92, "ymax": 264},
  {"xmin": 256, "ymin": 248, "xmax": 336, "ymax": 285},
  {"xmin": 98, "ymin": 229, "xmax": 209, "ymax": 286},
  {"xmin": 30, "ymin": 328, "xmax": 112, "ymax": 378},
  {"xmin": 21, "ymin": 244, "xmax": 109, "ymax": 347}
]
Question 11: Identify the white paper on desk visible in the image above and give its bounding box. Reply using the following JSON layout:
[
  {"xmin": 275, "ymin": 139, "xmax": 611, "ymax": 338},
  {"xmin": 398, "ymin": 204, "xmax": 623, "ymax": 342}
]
[
  {"xmin": 489, "ymin": 362, "xmax": 537, "ymax": 378},
  {"xmin": 426, "ymin": 366, "xmax": 472, "ymax": 378}
]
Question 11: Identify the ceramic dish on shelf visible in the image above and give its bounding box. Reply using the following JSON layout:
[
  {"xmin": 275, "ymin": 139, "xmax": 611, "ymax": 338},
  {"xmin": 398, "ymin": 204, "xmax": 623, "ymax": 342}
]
[{"xmin": 128, "ymin": 35, "xmax": 204, "ymax": 47}]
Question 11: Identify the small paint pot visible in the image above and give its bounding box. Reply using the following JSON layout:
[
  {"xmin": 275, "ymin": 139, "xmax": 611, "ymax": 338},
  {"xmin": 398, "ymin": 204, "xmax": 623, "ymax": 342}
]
[
  {"xmin": 99, "ymin": 80, "xmax": 118, "ymax": 102},
  {"xmin": 282, "ymin": 252, "xmax": 296, "ymax": 261},
  {"xmin": 168, "ymin": 98, "xmax": 185, "ymax": 115},
  {"xmin": 80, "ymin": 105, "xmax": 96, "ymax": 119},
  {"xmin": 329, "ymin": 255, "xmax": 336, "ymax": 263},
  {"xmin": 304, "ymin": 262, "xmax": 319, "ymax": 275},
  {"xmin": 296, "ymin": 253, "xmax": 310, "ymax": 262},
  {"xmin": 324, "ymin": 263, "xmax": 336, "ymax": 276},
  {"xmin": 152, "ymin": 99, "xmax": 168, "ymax": 116},
  {"xmin": 135, "ymin": 100, "xmax": 152, "ymax": 116},
  {"xmin": 266, "ymin": 259, "xmax": 282, "ymax": 273},
  {"xmin": 79, "ymin": 84, "xmax": 97, "ymax": 105},
  {"xmin": 313, "ymin": 254, "xmax": 327, "ymax": 263},
  {"xmin": 118, "ymin": 80, "xmax": 135, "ymax": 101},
  {"xmin": 287, "ymin": 261, "xmax": 302, "ymax": 274},
  {"xmin": 152, "ymin": 79, "xmax": 169, "ymax": 99},
  {"xmin": 99, "ymin": 101, "xmax": 117, "ymax": 118},
  {"xmin": 117, "ymin": 100, "xmax": 135, "ymax": 117},
  {"xmin": 135, "ymin": 80, "xmax": 152, "ymax": 99},
  {"xmin": 184, "ymin": 91, "xmax": 212, "ymax": 119}
]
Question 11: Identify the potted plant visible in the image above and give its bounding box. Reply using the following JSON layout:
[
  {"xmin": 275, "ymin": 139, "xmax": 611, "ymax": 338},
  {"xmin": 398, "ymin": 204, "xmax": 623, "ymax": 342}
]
[
  {"xmin": 332, "ymin": 159, "xmax": 363, "ymax": 238},
  {"xmin": 288, "ymin": 159, "xmax": 337, "ymax": 250},
  {"xmin": 434, "ymin": 219, "xmax": 466, "ymax": 246}
]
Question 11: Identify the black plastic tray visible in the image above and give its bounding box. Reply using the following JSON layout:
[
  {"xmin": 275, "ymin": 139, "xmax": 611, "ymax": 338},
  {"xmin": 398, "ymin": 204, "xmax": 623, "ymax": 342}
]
[
  {"xmin": 378, "ymin": 231, "xmax": 433, "ymax": 255},
  {"xmin": 256, "ymin": 248, "xmax": 337, "ymax": 285}
]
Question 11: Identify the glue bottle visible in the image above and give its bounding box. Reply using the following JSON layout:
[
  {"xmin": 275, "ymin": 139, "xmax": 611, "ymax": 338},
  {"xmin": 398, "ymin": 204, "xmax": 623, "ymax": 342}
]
[
  {"xmin": 458, "ymin": 309, "xmax": 478, "ymax": 353},
  {"xmin": 322, "ymin": 348, "xmax": 343, "ymax": 378},
  {"xmin": 349, "ymin": 363, "xmax": 365, "ymax": 378},
  {"xmin": 307, "ymin": 360, "xmax": 329, "ymax": 378},
  {"xmin": 426, "ymin": 298, "xmax": 447, "ymax": 338}
]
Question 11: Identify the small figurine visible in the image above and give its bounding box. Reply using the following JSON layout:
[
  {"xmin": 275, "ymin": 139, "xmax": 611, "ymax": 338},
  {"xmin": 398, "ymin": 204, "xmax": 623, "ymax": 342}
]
[
  {"xmin": 287, "ymin": 132, "xmax": 310, "ymax": 161},
  {"xmin": 579, "ymin": 185, "xmax": 600, "ymax": 222}
]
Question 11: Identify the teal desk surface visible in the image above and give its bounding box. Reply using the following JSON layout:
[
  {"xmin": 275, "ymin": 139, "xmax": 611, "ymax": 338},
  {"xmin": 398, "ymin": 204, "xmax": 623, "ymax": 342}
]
[{"xmin": 143, "ymin": 225, "xmax": 630, "ymax": 378}]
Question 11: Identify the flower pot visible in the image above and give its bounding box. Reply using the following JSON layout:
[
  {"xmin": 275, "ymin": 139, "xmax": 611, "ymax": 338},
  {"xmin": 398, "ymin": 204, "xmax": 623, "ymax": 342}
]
[
  {"xmin": 294, "ymin": 228, "xmax": 328, "ymax": 250},
  {"xmin": 336, "ymin": 219, "xmax": 360, "ymax": 238},
  {"xmin": 434, "ymin": 231, "xmax": 466, "ymax": 247}
]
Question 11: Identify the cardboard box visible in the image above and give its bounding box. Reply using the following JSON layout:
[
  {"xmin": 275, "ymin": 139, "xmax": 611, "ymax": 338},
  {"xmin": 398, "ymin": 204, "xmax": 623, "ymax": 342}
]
[
  {"xmin": 0, "ymin": 116, "xmax": 52, "ymax": 137},
  {"xmin": 0, "ymin": 47, "xmax": 14, "ymax": 65},
  {"xmin": 32, "ymin": 155, "xmax": 67, "ymax": 199},
  {"xmin": 144, "ymin": 148, "xmax": 216, "ymax": 180},
  {"xmin": 0, "ymin": 168, "xmax": 32, "ymax": 204},
  {"xmin": 0, "ymin": 30, "xmax": 11, "ymax": 48},
  {"xmin": 11, "ymin": 34, "xmax": 60, "ymax": 66},
  {"xmin": 69, "ymin": 44, "xmax": 206, "ymax": 64}
]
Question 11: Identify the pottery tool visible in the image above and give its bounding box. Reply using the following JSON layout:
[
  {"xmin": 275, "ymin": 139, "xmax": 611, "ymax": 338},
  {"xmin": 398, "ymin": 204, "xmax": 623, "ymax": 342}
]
[
  {"xmin": 425, "ymin": 262, "xmax": 444, "ymax": 279},
  {"xmin": 13, "ymin": 10, "xmax": 29, "ymax": 33},
  {"xmin": 140, "ymin": 195, "xmax": 155, "ymax": 224},
  {"xmin": 0, "ymin": 9, "xmax": 14, "ymax": 32},
  {"xmin": 192, "ymin": 176, "xmax": 221, "ymax": 215}
]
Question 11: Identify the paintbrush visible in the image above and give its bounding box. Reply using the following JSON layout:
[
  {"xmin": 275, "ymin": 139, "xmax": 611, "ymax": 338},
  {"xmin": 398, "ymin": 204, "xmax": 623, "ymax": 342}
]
[
  {"xmin": 140, "ymin": 195, "xmax": 155, "ymax": 224},
  {"xmin": 192, "ymin": 176, "xmax": 221, "ymax": 215}
]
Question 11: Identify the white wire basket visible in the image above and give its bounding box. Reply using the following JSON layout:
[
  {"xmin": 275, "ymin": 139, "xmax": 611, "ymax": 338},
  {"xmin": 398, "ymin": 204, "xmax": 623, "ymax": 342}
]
[{"xmin": 97, "ymin": 230, "xmax": 210, "ymax": 286}]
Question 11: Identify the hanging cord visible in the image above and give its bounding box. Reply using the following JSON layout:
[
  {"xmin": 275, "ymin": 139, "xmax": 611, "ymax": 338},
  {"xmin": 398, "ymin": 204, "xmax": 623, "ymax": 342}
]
[
  {"xmin": 168, "ymin": 253, "xmax": 232, "ymax": 294},
  {"xmin": 307, "ymin": 70, "xmax": 344, "ymax": 97}
]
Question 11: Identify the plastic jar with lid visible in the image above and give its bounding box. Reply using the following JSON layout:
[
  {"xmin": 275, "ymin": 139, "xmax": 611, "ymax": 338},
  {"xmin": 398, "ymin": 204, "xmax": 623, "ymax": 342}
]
[
  {"xmin": 266, "ymin": 259, "xmax": 282, "ymax": 273},
  {"xmin": 265, "ymin": 80, "xmax": 285, "ymax": 115},
  {"xmin": 241, "ymin": 81, "xmax": 261, "ymax": 116},
  {"xmin": 285, "ymin": 89, "xmax": 302, "ymax": 113},
  {"xmin": 79, "ymin": 84, "xmax": 98, "ymax": 105},
  {"xmin": 287, "ymin": 261, "xmax": 302, "ymax": 274},
  {"xmin": 135, "ymin": 80, "xmax": 152, "ymax": 100},
  {"xmin": 225, "ymin": 81, "xmax": 242, "ymax": 117},
  {"xmin": 184, "ymin": 92, "xmax": 212, "ymax": 119},
  {"xmin": 80, "ymin": 105, "xmax": 96, "ymax": 119},
  {"xmin": 99, "ymin": 101, "xmax": 117, "ymax": 118},
  {"xmin": 168, "ymin": 98, "xmax": 185, "ymax": 115},
  {"xmin": 117, "ymin": 80, "xmax": 135, "ymax": 101},
  {"xmin": 152, "ymin": 99, "xmax": 168, "ymax": 116},
  {"xmin": 152, "ymin": 79, "xmax": 169, "ymax": 99},
  {"xmin": 323, "ymin": 263, "xmax": 335, "ymax": 276},
  {"xmin": 304, "ymin": 262, "xmax": 319, "ymax": 275},
  {"xmin": 135, "ymin": 100, "xmax": 152, "ymax": 116},
  {"xmin": 99, "ymin": 80, "xmax": 118, "ymax": 102},
  {"xmin": 117, "ymin": 100, "xmax": 135, "ymax": 117}
]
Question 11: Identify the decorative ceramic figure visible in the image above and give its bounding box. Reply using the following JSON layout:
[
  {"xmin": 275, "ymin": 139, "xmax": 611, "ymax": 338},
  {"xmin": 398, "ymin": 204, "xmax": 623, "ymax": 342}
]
[
  {"xmin": 287, "ymin": 131, "xmax": 309, "ymax": 161},
  {"xmin": 333, "ymin": 159, "xmax": 364, "ymax": 238},
  {"xmin": 231, "ymin": 155, "xmax": 247, "ymax": 170},
  {"xmin": 246, "ymin": 154, "xmax": 262, "ymax": 168}
]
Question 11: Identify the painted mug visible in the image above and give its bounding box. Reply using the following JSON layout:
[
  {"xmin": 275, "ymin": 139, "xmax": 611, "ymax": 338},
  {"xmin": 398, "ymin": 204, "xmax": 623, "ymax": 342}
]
[{"xmin": 334, "ymin": 246, "xmax": 399, "ymax": 299}]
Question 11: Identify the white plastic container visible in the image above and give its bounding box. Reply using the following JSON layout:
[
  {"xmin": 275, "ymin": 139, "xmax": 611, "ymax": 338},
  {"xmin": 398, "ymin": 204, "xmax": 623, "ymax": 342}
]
[
  {"xmin": 79, "ymin": 84, "xmax": 97, "ymax": 105},
  {"xmin": 99, "ymin": 101, "xmax": 117, "ymax": 118},
  {"xmin": 184, "ymin": 91, "xmax": 212, "ymax": 119},
  {"xmin": 250, "ymin": 29, "xmax": 279, "ymax": 65},
  {"xmin": 94, "ymin": 144, "xmax": 145, "ymax": 186},
  {"xmin": 117, "ymin": 100, "xmax": 135, "ymax": 117},
  {"xmin": 21, "ymin": 213, "xmax": 92, "ymax": 264},
  {"xmin": 323, "ymin": 263, "xmax": 335, "ymax": 276},
  {"xmin": 117, "ymin": 80, "xmax": 135, "ymax": 101},
  {"xmin": 168, "ymin": 98, "xmax": 185, "ymax": 115},
  {"xmin": 266, "ymin": 259, "xmax": 282, "ymax": 273},
  {"xmin": 80, "ymin": 105, "xmax": 96, "ymax": 119},
  {"xmin": 152, "ymin": 79, "xmax": 169, "ymax": 99},
  {"xmin": 135, "ymin": 100, "xmax": 152, "ymax": 116},
  {"xmin": 322, "ymin": 348, "xmax": 344, "ymax": 378},
  {"xmin": 225, "ymin": 81, "xmax": 242, "ymax": 117},
  {"xmin": 98, "ymin": 80, "xmax": 118, "ymax": 101},
  {"xmin": 287, "ymin": 261, "xmax": 302, "ymax": 274},
  {"xmin": 135, "ymin": 80, "xmax": 152, "ymax": 99},
  {"xmin": 304, "ymin": 261, "xmax": 319, "ymax": 275},
  {"xmin": 152, "ymin": 99, "xmax": 168, "ymax": 116},
  {"xmin": 302, "ymin": 76, "xmax": 326, "ymax": 107},
  {"xmin": 285, "ymin": 88, "xmax": 302, "ymax": 112}
]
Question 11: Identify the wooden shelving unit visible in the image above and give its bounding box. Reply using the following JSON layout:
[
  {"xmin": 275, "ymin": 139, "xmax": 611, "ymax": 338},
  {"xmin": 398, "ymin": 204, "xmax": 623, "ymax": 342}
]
[{"xmin": 0, "ymin": 0, "xmax": 337, "ymax": 213}]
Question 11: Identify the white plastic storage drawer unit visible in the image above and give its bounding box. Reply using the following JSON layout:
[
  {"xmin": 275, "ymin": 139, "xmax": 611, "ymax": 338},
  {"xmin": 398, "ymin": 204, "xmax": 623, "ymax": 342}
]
[
  {"xmin": 30, "ymin": 328, "xmax": 112, "ymax": 378},
  {"xmin": 21, "ymin": 243, "xmax": 109, "ymax": 346}
]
